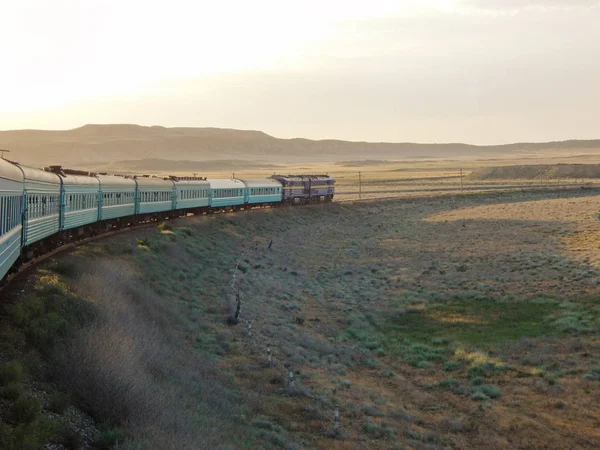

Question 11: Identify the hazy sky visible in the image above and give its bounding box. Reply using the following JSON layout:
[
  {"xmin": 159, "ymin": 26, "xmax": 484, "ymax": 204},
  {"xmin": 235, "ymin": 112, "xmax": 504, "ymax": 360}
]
[{"xmin": 1, "ymin": 0, "xmax": 599, "ymax": 144}]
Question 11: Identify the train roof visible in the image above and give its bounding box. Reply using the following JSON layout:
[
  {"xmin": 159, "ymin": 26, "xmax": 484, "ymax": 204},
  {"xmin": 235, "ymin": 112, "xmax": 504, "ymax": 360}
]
[
  {"xmin": 208, "ymin": 179, "xmax": 246, "ymax": 189},
  {"xmin": 15, "ymin": 163, "xmax": 61, "ymax": 184},
  {"xmin": 134, "ymin": 176, "xmax": 175, "ymax": 187},
  {"xmin": 270, "ymin": 174, "xmax": 334, "ymax": 182},
  {"xmin": 0, "ymin": 158, "xmax": 25, "ymax": 182},
  {"xmin": 240, "ymin": 178, "xmax": 282, "ymax": 188},
  {"xmin": 96, "ymin": 174, "xmax": 137, "ymax": 187},
  {"xmin": 172, "ymin": 178, "xmax": 211, "ymax": 187},
  {"xmin": 58, "ymin": 174, "xmax": 100, "ymax": 186}
]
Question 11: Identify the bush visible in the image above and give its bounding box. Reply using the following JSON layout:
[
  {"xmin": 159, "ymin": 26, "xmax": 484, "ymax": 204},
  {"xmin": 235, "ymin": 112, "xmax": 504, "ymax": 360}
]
[
  {"xmin": 480, "ymin": 385, "xmax": 502, "ymax": 399},
  {"xmin": 0, "ymin": 361, "xmax": 26, "ymax": 385},
  {"xmin": 416, "ymin": 361, "xmax": 433, "ymax": 369},
  {"xmin": 0, "ymin": 382, "xmax": 24, "ymax": 401},
  {"xmin": 157, "ymin": 222, "xmax": 171, "ymax": 232},
  {"xmin": 93, "ymin": 424, "xmax": 126, "ymax": 450},
  {"xmin": 0, "ymin": 423, "xmax": 13, "ymax": 449},
  {"xmin": 362, "ymin": 404, "xmax": 383, "ymax": 417},
  {"xmin": 51, "ymin": 261, "xmax": 79, "ymax": 278},
  {"xmin": 471, "ymin": 391, "xmax": 488, "ymax": 401},
  {"xmin": 362, "ymin": 421, "xmax": 396, "ymax": 440},
  {"xmin": 48, "ymin": 391, "xmax": 71, "ymax": 414},
  {"xmin": 444, "ymin": 360, "xmax": 461, "ymax": 372},
  {"xmin": 439, "ymin": 379, "xmax": 460, "ymax": 391},
  {"xmin": 10, "ymin": 418, "xmax": 63, "ymax": 449},
  {"xmin": 471, "ymin": 377, "xmax": 484, "ymax": 386},
  {"xmin": 6, "ymin": 284, "xmax": 96, "ymax": 353},
  {"xmin": 11, "ymin": 395, "xmax": 42, "ymax": 424}
]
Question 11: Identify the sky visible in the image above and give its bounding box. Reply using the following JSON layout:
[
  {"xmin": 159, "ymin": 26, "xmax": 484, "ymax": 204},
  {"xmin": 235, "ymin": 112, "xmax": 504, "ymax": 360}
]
[{"xmin": 0, "ymin": 0, "xmax": 599, "ymax": 144}]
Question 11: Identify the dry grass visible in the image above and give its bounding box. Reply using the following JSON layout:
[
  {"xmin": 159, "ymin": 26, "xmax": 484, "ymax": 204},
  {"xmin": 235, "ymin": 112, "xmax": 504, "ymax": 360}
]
[
  {"xmin": 4, "ymin": 186, "xmax": 600, "ymax": 449},
  {"xmin": 49, "ymin": 259, "xmax": 257, "ymax": 449}
]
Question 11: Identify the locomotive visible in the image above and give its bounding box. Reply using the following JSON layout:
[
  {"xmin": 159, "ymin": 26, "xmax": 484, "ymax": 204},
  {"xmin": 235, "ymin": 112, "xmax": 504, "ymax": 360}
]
[{"xmin": 0, "ymin": 157, "xmax": 335, "ymax": 282}]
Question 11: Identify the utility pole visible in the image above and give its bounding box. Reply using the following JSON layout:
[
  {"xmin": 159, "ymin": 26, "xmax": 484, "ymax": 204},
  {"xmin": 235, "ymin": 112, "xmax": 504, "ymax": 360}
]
[
  {"xmin": 459, "ymin": 168, "xmax": 464, "ymax": 192},
  {"xmin": 358, "ymin": 171, "xmax": 362, "ymax": 199}
]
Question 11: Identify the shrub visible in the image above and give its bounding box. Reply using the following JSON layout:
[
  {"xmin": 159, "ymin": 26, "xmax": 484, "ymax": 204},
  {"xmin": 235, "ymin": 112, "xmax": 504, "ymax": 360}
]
[
  {"xmin": 0, "ymin": 422, "xmax": 13, "ymax": 449},
  {"xmin": 362, "ymin": 421, "xmax": 396, "ymax": 440},
  {"xmin": 471, "ymin": 391, "xmax": 488, "ymax": 401},
  {"xmin": 480, "ymin": 385, "xmax": 502, "ymax": 399},
  {"xmin": 0, "ymin": 382, "xmax": 24, "ymax": 401},
  {"xmin": 51, "ymin": 261, "xmax": 79, "ymax": 278},
  {"xmin": 61, "ymin": 428, "xmax": 84, "ymax": 450},
  {"xmin": 93, "ymin": 424, "xmax": 126, "ymax": 450},
  {"xmin": 471, "ymin": 377, "xmax": 485, "ymax": 386},
  {"xmin": 11, "ymin": 395, "xmax": 42, "ymax": 424},
  {"xmin": 444, "ymin": 360, "xmax": 461, "ymax": 372},
  {"xmin": 48, "ymin": 391, "xmax": 71, "ymax": 414},
  {"xmin": 6, "ymin": 285, "xmax": 96, "ymax": 353},
  {"xmin": 362, "ymin": 404, "xmax": 384, "ymax": 417},
  {"xmin": 0, "ymin": 361, "xmax": 26, "ymax": 385},
  {"xmin": 439, "ymin": 379, "xmax": 460, "ymax": 391},
  {"xmin": 416, "ymin": 361, "xmax": 433, "ymax": 369},
  {"xmin": 325, "ymin": 428, "xmax": 348, "ymax": 440},
  {"xmin": 157, "ymin": 222, "xmax": 171, "ymax": 232}
]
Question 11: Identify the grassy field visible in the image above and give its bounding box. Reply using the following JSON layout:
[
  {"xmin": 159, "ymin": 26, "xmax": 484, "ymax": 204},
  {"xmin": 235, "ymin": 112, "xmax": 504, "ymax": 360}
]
[
  {"xmin": 2, "ymin": 187, "xmax": 600, "ymax": 449},
  {"xmin": 160, "ymin": 156, "xmax": 600, "ymax": 202}
]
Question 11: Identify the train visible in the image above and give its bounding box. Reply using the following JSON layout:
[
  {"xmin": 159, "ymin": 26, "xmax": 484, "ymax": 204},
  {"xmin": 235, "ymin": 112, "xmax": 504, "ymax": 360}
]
[{"xmin": 0, "ymin": 157, "xmax": 335, "ymax": 282}]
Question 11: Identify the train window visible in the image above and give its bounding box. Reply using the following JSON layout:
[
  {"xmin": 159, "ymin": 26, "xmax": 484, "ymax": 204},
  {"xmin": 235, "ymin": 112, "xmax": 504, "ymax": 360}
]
[
  {"xmin": 1, "ymin": 197, "xmax": 5, "ymax": 235},
  {"xmin": 5, "ymin": 197, "xmax": 9, "ymax": 234},
  {"xmin": 5, "ymin": 196, "xmax": 10, "ymax": 233}
]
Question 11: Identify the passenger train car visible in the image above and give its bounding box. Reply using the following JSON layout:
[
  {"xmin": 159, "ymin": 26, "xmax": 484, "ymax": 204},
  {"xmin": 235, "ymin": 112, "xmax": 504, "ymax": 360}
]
[{"xmin": 0, "ymin": 158, "xmax": 334, "ymax": 282}]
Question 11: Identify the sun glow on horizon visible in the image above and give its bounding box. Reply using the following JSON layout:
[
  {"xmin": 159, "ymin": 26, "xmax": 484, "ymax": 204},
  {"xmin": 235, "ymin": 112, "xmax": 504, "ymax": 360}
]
[
  {"xmin": 0, "ymin": 1, "xmax": 462, "ymax": 115},
  {"xmin": 1, "ymin": 0, "xmax": 599, "ymax": 144}
]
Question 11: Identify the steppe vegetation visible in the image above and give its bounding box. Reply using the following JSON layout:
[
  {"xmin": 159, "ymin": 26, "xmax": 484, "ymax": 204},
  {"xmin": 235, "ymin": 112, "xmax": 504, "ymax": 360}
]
[{"xmin": 2, "ymin": 187, "xmax": 600, "ymax": 449}]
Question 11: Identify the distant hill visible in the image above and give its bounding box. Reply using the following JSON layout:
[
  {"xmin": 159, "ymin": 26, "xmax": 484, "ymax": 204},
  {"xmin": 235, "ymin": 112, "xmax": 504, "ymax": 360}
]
[
  {"xmin": 1, "ymin": 124, "xmax": 600, "ymax": 168},
  {"xmin": 468, "ymin": 164, "xmax": 600, "ymax": 180},
  {"xmin": 97, "ymin": 158, "xmax": 279, "ymax": 174}
]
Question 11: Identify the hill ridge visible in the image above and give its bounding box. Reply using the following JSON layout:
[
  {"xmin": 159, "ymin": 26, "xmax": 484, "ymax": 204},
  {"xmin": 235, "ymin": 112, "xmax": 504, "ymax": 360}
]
[{"xmin": 1, "ymin": 124, "xmax": 600, "ymax": 168}]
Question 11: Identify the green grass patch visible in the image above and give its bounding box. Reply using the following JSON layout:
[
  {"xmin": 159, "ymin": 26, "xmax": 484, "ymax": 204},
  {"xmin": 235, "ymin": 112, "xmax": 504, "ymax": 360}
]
[{"xmin": 384, "ymin": 299, "xmax": 559, "ymax": 348}]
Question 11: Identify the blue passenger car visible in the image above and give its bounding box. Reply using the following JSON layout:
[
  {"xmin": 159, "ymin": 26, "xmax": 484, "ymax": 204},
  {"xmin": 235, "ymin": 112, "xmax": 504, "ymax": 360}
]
[
  {"xmin": 17, "ymin": 164, "xmax": 61, "ymax": 246},
  {"xmin": 0, "ymin": 158, "xmax": 24, "ymax": 280},
  {"xmin": 97, "ymin": 175, "xmax": 137, "ymax": 221},
  {"xmin": 240, "ymin": 178, "xmax": 282, "ymax": 205},
  {"xmin": 208, "ymin": 179, "xmax": 245, "ymax": 209},
  {"xmin": 135, "ymin": 176, "xmax": 175, "ymax": 215},
  {"xmin": 172, "ymin": 177, "xmax": 210, "ymax": 211},
  {"xmin": 47, "ymin": 168, "xmax": 101, "ymax": 231}
]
